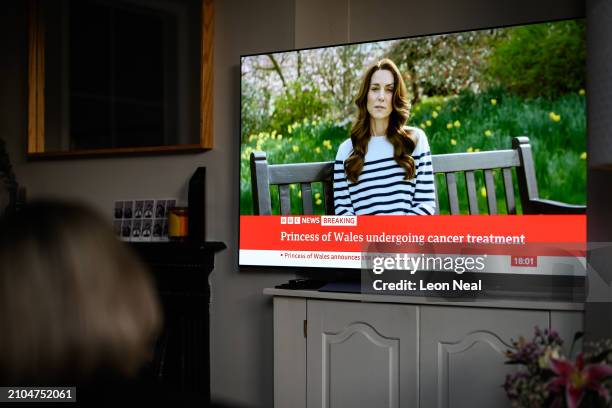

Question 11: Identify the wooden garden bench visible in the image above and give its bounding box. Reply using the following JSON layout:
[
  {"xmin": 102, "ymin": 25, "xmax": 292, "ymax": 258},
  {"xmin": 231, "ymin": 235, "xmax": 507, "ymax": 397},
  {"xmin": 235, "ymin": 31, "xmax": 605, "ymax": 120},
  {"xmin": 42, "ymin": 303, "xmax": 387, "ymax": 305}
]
[{"xmin": 249, "ymin": 136, "xmax": 586, "ymax": 216}]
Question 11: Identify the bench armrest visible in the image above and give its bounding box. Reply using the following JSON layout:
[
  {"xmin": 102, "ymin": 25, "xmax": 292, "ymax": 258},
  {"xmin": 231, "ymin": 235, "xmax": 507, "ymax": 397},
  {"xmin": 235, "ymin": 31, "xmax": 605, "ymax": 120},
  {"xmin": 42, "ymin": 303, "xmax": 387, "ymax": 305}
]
[{"xmin": 527, "ymin": 198, "xmax": 586, "ymax": 215}]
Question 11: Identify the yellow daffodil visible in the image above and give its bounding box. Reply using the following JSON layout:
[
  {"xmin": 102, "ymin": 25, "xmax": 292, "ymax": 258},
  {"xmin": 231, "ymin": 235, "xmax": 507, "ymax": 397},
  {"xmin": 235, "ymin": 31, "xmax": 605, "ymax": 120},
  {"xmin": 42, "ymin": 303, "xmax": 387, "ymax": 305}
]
[
  {"xmin": 292, "ymin": 145, "xmax": 299, "ymax": 152},
  {"xmin": 467, "ymin": 147, "xmax": 474, "ymax": 153},
  {"xmin": 314, "ymin": 147, "xmax": 321, "ymax": 153},
  {"xmin": 426, "ymin": 120, "xmax": 432, "ymax": 127},
  {"xmin": 298, "ymin": 190, "xmax": 302, "ymax": 198},
  {"xmin": 277, "ymin": 134, "xmax": 282, "ymax": 140},
  {"xmin": 271, "ymin": 130, "xmax": 277, "ymax": 137},
  {"xmin": 480, "ymin": 186, "xmax": 487, "ymax": 197},
  {"xmin": 436, "ymin": 105, "xmax": 442, "ymax": 111},
  {"xmin": 475, "ymin": 148, "xmax": 480, "ymax": 152},
  {"xmin": 549, "ymin": 112, "xmax": 561, "ymax": 122},
  {"xmin": 322, "ymin": 140, "xmax": 332, "ymax": 150},
  {"xmin": 446, "ymin": 123, "xmax": 453, "ymax": 129},
  {"xmin": 580, "ymin": 152, "xmax": 587, "ymax": 160},
  {"xmin": 484, "ymin": 130, "xmax": 493, "ymax": 137},
  {"xmin": 450, "ymin": 139, "xmax": 457, "ymax": 146},
  {"xmin": 316, "ymin": 199, "xmax": 322, "ymax": 206},
  {"xmin": 287, "ymin": 125, "xmax": 292, "ymax": 134},
  {"xmin": 454, "ymin": 120, "xmax": 461, "ymax": 128},
  {"xmin": 491, "ymin": 99, "xmax": 497, "ymax": 105},
  {"xmin": 315, "ymin": 193, "xmax": 321, "ymax": 200},
  {"xmin": 290, "ymin": 184, "xmax": 295, "ymax": 190},
  {"xmin": 432, "ymin": 111, "xmax": 438, "ymax": 118},
  {"xmin": 579, "ymin": 89, "xmax": 586, "ymax": 96},
  {"xmin": 420, "ymin": 123, "xmax": 426, "ymax": 129}
]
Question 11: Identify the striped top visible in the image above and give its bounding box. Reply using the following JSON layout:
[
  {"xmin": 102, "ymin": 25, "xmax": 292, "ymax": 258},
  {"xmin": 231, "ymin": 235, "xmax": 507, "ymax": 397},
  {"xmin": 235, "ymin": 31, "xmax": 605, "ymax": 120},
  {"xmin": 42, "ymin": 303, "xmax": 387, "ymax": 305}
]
[{"xmin": 333, "ymin": 127, "xmax": 436, "ymax": 215}]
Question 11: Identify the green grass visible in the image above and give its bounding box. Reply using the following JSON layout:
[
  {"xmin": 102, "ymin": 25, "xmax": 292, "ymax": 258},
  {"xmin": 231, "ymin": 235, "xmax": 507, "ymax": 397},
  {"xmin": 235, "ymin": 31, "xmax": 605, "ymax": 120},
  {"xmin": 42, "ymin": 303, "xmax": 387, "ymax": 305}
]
[{"xmin": 240, "ymin": 90, "xmax": 586, "ymax": 215}]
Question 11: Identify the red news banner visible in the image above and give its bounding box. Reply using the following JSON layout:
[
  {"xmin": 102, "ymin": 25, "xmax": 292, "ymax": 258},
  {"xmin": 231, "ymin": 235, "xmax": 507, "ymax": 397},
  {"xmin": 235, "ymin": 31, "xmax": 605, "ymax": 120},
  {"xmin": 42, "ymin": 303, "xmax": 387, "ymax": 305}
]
[{"xmin": 241, "ymin": 215, "xmax": 585, "ymax": 253}]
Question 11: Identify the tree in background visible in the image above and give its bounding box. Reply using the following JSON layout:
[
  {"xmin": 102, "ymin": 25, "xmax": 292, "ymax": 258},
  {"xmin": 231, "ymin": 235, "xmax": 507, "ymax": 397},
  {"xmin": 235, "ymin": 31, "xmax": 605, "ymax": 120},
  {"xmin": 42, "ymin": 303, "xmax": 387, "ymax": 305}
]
[
  {"xmin": 485, "ymin": 20, "xmax": 586, "ymax": 98},
  {"xmin": 385, "ymin": 30, "xmax": 497, "ymax": 104}
]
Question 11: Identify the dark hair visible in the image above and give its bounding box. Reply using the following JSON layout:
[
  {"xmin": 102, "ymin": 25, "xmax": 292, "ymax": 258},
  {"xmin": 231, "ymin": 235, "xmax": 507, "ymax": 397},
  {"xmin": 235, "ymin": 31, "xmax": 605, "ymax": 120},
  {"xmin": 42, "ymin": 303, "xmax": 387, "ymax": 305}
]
[
  {"xmin": 0, "ymin": 201, "xmax": 161, "ymax": 383},
  {"xmin": 345, "ymin": 58, "xmax": 416, "ymax": 183}
]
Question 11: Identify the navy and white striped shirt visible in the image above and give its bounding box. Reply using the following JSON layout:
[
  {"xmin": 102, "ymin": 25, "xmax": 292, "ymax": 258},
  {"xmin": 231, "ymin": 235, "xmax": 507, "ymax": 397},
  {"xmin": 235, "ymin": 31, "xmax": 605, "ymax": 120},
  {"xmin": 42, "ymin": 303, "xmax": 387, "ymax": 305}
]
[{"xmin": 333, "ymin": 127, "xmax": 436, "ymax": 215}]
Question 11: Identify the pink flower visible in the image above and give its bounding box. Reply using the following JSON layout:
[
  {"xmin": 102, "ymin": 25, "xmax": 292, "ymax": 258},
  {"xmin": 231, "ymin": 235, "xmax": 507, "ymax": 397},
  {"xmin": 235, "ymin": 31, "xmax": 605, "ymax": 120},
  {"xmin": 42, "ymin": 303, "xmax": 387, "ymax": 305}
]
[{"xmin": 548, "ymin": 353, "xmax": 612, "ymax": 408}]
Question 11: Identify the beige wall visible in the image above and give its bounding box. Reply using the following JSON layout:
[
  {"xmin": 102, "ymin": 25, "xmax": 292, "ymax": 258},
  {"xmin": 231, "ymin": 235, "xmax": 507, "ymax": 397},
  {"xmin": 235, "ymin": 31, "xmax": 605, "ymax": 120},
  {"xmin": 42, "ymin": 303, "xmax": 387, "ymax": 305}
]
[{"xmin": 0, "ymin": 0, "xmax": 588, "ymax": 406}]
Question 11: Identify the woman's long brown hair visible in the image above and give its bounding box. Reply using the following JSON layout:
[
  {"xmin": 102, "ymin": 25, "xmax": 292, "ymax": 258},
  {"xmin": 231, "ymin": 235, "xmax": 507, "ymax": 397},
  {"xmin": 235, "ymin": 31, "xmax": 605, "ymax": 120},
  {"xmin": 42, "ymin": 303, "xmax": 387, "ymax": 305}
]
[{"xmin": 345, "ymin": 58, "xmax": 416, "ymax": 183}]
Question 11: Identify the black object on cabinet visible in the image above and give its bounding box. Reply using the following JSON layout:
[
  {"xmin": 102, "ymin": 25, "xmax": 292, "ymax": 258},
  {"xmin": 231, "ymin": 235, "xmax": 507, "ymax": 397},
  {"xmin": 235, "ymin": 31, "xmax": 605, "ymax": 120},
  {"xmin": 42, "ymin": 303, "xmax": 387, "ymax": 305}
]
[
  {"xmin": 131, "ymin": 241, "xmax": 226, "ymax": 403},
  {"xmin": 188, "ymin": 167, "xmax": 206, "ymax": 242}
]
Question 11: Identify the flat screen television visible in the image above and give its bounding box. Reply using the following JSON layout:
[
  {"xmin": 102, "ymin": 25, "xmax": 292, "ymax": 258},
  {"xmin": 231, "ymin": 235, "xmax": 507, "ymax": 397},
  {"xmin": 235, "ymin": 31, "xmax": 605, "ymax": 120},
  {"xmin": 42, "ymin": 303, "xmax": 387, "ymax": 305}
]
[{"xmin": 238, "ymin": 18, "xmax": 586, "ymax": 295}]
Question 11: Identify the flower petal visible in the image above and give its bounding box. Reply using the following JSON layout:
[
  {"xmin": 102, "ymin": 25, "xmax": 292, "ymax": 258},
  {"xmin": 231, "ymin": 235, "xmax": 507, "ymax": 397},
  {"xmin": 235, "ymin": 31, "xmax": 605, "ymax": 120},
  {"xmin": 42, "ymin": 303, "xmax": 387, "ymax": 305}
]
[
  {"xmin": 546, "ymin": 377, "xmax": 566, "ymax": 393},
  {"xmin": 566, "ymin": 385, "xmax": 585, "ymax": 408},
  {"xmin": 576, "ymin": 353, "xmax": 584, "ymax": 370},
  {"xmin": 584, "ymin": 363, "xmax": 612, "ymax": 382},
  {"xmin": 550, "ymin": 357, "xmax": 574, "ymax": 377},
  {"xmin": 589, "ymin": 382, "xmax": 611, "ymax": 402}
]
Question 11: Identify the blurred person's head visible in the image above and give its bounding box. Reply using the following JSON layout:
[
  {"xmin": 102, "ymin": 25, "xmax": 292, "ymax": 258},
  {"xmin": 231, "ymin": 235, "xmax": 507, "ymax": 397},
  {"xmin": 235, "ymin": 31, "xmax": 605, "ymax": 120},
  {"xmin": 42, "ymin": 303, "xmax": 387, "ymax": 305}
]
[{"xmin": 0, "ymin": 201, "xmax": 161, "ymax": 384}]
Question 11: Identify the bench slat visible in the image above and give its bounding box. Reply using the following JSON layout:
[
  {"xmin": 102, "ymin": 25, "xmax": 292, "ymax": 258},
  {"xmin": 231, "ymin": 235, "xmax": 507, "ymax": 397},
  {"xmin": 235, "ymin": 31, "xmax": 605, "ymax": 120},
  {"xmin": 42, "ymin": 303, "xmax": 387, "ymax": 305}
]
[
  {"xmin": 432, "ymin": 150, "xmax": 519, "ymax": 173},
  {"xmin": 513, "ymin": 137, "xmax": 539, "ymax": 214},
  {"xmin": 434, "ymin": 175, "xmax": 440, "ymax": 215},
  {"xmin": 484, "ymin": 169, "xmax": 498, "ymax": 215},
  {"xmin": 465, "ymin": 171, "xmax": 479, "ymax": 215},
  {"xmin": 250, "ymin": 152, "xmax": 272, "ymax": 215},
  {"xmin": 301, "ymin": 183, "xmax": 313, "ymax": 215},
  {"xmin": 446, "ymin": 173, "xmax": 460, "ymax": 214},
  {"xmin": 323, "ymin": 180, "xmax": 335, "ymax": 215},
  {"xmin": 502, "ymin": 168, "xmax": 516, "ymax": 214},
  {"xmin": 268, "ymin": 162, "xmax": 333, "ymax": 185},
  {"xmin": 279, "ymin": 184, "xmax": 291, "ymax": 215}
]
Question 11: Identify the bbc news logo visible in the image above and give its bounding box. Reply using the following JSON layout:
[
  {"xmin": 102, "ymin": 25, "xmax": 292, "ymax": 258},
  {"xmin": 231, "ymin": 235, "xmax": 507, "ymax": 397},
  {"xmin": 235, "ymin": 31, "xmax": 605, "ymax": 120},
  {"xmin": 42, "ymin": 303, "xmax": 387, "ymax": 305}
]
[{"xmin": 280, "ymin": 216, "xmax": 301, "ymax": 225}]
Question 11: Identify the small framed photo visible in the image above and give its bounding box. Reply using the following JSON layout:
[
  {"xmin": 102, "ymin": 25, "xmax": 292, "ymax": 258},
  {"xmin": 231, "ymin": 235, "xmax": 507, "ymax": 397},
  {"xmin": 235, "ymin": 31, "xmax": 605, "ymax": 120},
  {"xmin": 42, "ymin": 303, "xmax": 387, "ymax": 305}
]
[
  {"xmin": 154, "ymin": 200, "xmax": 167, "ymax": 218},
  {"xmin": 142, "ymin": 219, "xmax": 153, "ymax": 240},
  {"xmin": 121, "ymin": 219, "xmax": 132, "ymax": 240},
  {"xmin": 166, "ymin": 199, "xmax": 176, "ymax": 211},
  {"xmin": 114, "ymin": 201, "xmax": 124, "ymax": 219},
  {"xmin": 131, "ymin": 219, "xmax": 143, "ymax": 241},
  {"xmin": 152, "ymin": 219, "xmax": 164, "ymax": 241},
  {"xmin": 123, "ymin": 200, "xmax": 134, "ymax": 219},
  {"xmin": 143, "ymin": 200, "xmax": 154, "ymax": 219},
  {"xmin": 134, "ymin": 200, "xmax": 144, "ymax": 219},
  {"xmin": 162, "ymin": 219, "xmax": 169, "ymax": 241}
]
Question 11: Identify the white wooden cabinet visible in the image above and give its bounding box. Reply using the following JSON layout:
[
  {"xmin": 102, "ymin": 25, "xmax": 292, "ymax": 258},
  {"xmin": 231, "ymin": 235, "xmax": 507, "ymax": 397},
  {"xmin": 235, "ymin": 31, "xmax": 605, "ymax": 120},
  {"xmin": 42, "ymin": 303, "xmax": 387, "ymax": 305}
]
[{"xmin": 266, "ymin": 289, "xmax": 584, "ymax": 408}]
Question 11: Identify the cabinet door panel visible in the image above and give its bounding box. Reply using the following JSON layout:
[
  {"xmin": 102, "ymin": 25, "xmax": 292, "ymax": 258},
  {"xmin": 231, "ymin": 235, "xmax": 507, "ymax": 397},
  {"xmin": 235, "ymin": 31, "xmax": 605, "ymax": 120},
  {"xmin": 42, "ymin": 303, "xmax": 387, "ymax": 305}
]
[
  {"xmin": 307, "ymin": 300, "xmax": 418, "ymax": 408},
  {"xmin": 420, "ymin": 306, "xmax": 548, "ymax": 408},
  {"xmin": 274, "ymin": 297, "xmax": 307, "ymax": 408}
]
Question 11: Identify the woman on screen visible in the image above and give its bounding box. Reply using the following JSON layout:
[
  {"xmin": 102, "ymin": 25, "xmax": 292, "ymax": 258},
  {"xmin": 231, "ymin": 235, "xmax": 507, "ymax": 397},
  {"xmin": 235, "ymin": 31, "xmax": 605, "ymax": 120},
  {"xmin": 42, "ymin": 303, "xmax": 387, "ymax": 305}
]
[{"xmin": 334, "ymin": 58, "xmax": 436, "ymax": 215}]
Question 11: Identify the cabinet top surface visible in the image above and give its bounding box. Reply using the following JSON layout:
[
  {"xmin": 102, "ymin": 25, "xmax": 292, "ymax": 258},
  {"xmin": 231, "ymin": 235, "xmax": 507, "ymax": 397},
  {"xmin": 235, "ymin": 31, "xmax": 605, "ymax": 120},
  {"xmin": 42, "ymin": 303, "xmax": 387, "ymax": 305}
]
[{"xmin": 263, "ymin": 288, "xmax": 584, "ymax": 311}]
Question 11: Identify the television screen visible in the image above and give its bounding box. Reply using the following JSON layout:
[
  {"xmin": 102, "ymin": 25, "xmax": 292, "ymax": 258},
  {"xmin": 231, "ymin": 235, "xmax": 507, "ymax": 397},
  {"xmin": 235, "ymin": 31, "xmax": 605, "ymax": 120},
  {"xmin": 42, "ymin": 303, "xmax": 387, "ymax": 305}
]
[{"xmin": 239, "ymin": 19, "xmax": 586, "ymax": 281}]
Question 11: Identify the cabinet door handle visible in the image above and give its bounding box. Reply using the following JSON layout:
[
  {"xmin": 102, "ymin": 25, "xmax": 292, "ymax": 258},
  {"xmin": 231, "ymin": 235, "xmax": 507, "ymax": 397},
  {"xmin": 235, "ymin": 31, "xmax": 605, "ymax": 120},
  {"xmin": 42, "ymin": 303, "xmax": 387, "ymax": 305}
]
[{"xmin": 303, "ymin": 319, "xmax": 307, "ymax": 338}]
